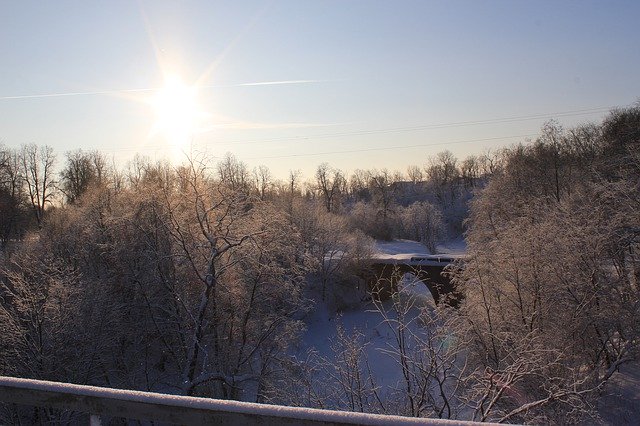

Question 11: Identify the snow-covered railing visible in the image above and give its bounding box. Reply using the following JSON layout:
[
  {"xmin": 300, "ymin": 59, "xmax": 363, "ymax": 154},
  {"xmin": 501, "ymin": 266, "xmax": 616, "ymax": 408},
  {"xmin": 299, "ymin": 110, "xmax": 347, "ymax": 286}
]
[{"xmin": 0, "ymin": 376, "xmax": 488, "ymax": 425}]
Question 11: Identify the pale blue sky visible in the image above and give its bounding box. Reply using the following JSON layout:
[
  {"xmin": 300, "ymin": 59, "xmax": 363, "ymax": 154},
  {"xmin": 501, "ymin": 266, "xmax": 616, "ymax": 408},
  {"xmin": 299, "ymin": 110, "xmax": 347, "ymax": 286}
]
[{"xmin": 1, "ymin": 1, "xmax": 639, "ymax": 178}]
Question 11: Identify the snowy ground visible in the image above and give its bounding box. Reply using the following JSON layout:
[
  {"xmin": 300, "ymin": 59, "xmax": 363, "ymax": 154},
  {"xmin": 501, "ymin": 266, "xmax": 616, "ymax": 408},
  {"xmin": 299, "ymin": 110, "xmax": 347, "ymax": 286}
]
[
  {"xmin": 597, "ymin": 363, "xmax": 640, "ymax": 425},
  {"xmin": 435, "ymin": 238, "xmax": 467, "ymax": 256},
  {"xmin": 299, "ymin": 273, "xmax": 437, "ymax": 393}
]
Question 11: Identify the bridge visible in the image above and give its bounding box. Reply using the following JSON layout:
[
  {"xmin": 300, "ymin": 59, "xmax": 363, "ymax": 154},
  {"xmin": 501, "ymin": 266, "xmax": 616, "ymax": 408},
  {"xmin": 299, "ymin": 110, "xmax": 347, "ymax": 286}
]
[{"xmin": 360, "ymin": 241, "xmax": 465, "ymax": 306}]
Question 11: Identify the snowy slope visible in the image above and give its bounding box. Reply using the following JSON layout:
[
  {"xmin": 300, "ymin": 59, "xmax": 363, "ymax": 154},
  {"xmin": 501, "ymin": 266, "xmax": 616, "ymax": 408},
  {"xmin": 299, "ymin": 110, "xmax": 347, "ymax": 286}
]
[{"xmin": 300, "ymin": 276, "xmax": 437, "ymax": 392}]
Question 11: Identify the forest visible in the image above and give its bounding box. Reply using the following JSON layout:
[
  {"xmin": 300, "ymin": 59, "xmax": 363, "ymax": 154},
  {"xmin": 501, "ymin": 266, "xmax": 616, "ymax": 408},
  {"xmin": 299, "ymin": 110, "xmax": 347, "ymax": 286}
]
[{"xmin": 0, "ymin": 105, "xmax": 638, "ymax": 424}]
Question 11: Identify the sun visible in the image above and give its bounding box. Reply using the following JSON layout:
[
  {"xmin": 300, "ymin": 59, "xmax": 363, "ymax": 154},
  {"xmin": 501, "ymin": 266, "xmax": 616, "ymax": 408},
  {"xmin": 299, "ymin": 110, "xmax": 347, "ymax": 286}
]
[{"xmin": 149, "ymin": 75, "xmax": 204, "ymax": 149}]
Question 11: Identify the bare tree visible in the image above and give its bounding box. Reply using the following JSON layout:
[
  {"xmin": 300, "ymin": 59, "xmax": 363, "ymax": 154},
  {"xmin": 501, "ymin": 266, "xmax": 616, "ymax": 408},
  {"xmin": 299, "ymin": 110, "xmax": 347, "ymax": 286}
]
[
  {"xmin": 397, "ymin": 201, "xmax": 445, "ymax": 253},
  {"xmin": 0, "ymin": 146, "xmax": 28, "ymax": 246},
  {"xmin": 348, "ymin": 169, "xmax": 370, "ymax": 202},
  {"xmin": 425, "ymin": 151, "xmax": 459, "ymax": 207},
  {"xmin": 478, "ymin": 149, "xmax": 504, "ymax": 177},
  {"xmin": 406, "ymin": 165, "xmax": 424, "ymax": 184},
  {"xmin": 288, "ymin": 169, "xmax": 302, "ymax": 196},
  {"xmin": 367, "ymin": 169, "xmax": 398, "ymax": 224},
  {"xmin": 460, "ymin": 155, "xmax": 479, "ymax": 189},
  {"xmin": 217, "ymin": 153, "xmax": 250, "ymax": 193},
  {"xmin": 292, "ymin": 203, "xmax": 373, "ymax": 303},
  {"xmin": 252, "ymin": 164, "xmax": 272, "ymax": 200},
  {"xmin": 20, "ymin": 144, "xmax": 56, "ymax": 228},
  {"xmin": 60, "ymin": 149, "xmax": 97, "ymax": 203},
  {"xmin": 453, "ymin": 109, "xmax": 640, "ymax": 423},
  {"xmin": 315, "ymin": 163, "xmax": 346, "ymax": 213},
  {"xmin": 155, "ymin": 156, "xmax": 311, "ymax": 397},
  {"xmin": 371, "ymin": 283, "xmax": 470, "ymax": 419}
]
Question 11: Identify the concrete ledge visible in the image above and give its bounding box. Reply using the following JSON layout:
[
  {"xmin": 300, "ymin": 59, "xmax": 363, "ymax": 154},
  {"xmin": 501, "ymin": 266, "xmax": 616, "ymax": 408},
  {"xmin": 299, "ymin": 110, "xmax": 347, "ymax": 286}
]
[{"xmin": 0, "ymin": 376, "xmax": 491, "ymax": 425}]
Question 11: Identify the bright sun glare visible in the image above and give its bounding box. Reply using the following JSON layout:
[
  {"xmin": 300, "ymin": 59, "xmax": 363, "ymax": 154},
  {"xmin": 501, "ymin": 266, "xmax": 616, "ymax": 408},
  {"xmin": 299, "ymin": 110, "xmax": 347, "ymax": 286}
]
[{"xmin": 150, "ymin": 75, "xmax": 203, "ymax": 150}]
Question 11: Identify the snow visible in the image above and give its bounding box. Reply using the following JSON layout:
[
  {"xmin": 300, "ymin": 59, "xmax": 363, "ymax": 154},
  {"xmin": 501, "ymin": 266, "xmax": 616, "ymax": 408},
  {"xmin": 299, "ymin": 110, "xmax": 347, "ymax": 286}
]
[
  {"xmin": 302, "ymin": 299, "xmax": 404, "ymax": 389},
  {"xmin": 371, "ymin": 239, "xmax": 466, "ymax": 265},
  {"xmin": 373, "ymin": 239, "xmax": 432, "ymax": 261},
  {"xmin": 324, "ymin": 239, "xmax": 467, "ymax": 265},
  {"xmin": 435, "ymin": 238, "xmax": 467, "ymax": 256},
  {"xmin": 300, "ymin": 274, "xmax": 438, "ymax": 393},
  {"xmin": 598, "ymin": 362, "xmax": 640, "ymax": 425},
  {"xmin": 300, "ymin": 239, "xmax": 464, "ymax": 399},
  {"xmin": 373, "ymin": 238, "xmax": 467, "ymax": 259}
]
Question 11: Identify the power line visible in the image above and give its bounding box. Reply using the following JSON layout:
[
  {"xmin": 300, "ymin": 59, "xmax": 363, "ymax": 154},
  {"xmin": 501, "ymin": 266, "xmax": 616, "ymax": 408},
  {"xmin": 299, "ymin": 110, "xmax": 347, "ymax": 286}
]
[
  {"xmin": 243, "ymin": 134, "xmax": 538, "ymax": 160},
  {"xmin": 102, "ymin": 133, "xmax": 536, "ymax": 163},
  {"xmin": 210, "ymin": 105, "xmax": 617, "ymax": 147},
  {"xmin": 91, "ymin": 103, "xmax": 623, "ymax": 158}
]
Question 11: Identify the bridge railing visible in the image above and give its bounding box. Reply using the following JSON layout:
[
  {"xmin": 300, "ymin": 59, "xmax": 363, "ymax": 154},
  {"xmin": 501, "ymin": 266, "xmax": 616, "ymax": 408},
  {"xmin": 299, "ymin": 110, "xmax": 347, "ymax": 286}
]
[{"xmin": 0, "ymin": 376, "xmax": 491, "ymax": 425}]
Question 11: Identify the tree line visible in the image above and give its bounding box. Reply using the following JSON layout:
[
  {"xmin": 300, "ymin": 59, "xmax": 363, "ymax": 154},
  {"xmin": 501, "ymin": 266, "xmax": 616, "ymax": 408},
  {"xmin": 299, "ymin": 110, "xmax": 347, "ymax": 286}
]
[{"xmin": 0, "ymin": 138, "xmax": 505, "ymax": 250}]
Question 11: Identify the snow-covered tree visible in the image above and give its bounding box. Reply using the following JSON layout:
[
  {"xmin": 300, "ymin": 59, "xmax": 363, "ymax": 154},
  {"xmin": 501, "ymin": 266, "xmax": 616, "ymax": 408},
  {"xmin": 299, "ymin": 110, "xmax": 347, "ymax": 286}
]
[
  {"xmin": 454, "ymin": 106, "xmax": 640, "ymax": 423},
  {"xmin": 397, "ymin": 201, "xmax": 445, "ymax": 253}
]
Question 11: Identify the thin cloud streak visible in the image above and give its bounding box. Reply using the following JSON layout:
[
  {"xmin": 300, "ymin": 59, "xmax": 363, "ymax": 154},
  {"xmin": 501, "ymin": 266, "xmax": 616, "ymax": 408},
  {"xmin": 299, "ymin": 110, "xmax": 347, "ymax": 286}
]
[
  {"xmin": 0, "ymin": 80, "xmax": 328, "ymax": 101},
  {"xmin": 0, "ymin": 87, "xmax": 155, "ymax": 100}
]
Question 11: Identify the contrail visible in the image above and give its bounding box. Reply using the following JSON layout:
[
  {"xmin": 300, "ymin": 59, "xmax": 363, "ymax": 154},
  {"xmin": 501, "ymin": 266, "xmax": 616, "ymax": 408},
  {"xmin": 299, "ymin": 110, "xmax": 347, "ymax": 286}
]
[
  {"xmin": 0, "ymin": 80, "xmax": 327, "ymax": 101},
  {"xmin": 231, "ymin": 79, "xmax": 325, "ymax": 87},
  {"xmin": 0, "ymin": 87, "xmax": 155, "ymax": 100}
]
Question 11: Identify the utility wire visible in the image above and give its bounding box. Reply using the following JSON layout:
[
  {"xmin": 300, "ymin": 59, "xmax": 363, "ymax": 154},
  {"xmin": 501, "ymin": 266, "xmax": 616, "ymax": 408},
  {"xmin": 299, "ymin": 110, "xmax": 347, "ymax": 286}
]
[
  {"xmin": 102, "ymin": 104, "xmax": 617, "ymax": 154},
  {"xmin": 90, "ymin": 103, "xmax": 626, "ymax": 163},
  {"xmin": 209, "ymin": 105, "xmax": 616, "ymax": 147},
  {"xmin": 242, "ymin": 134, "xmax": 538, "ymax": 160}
]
